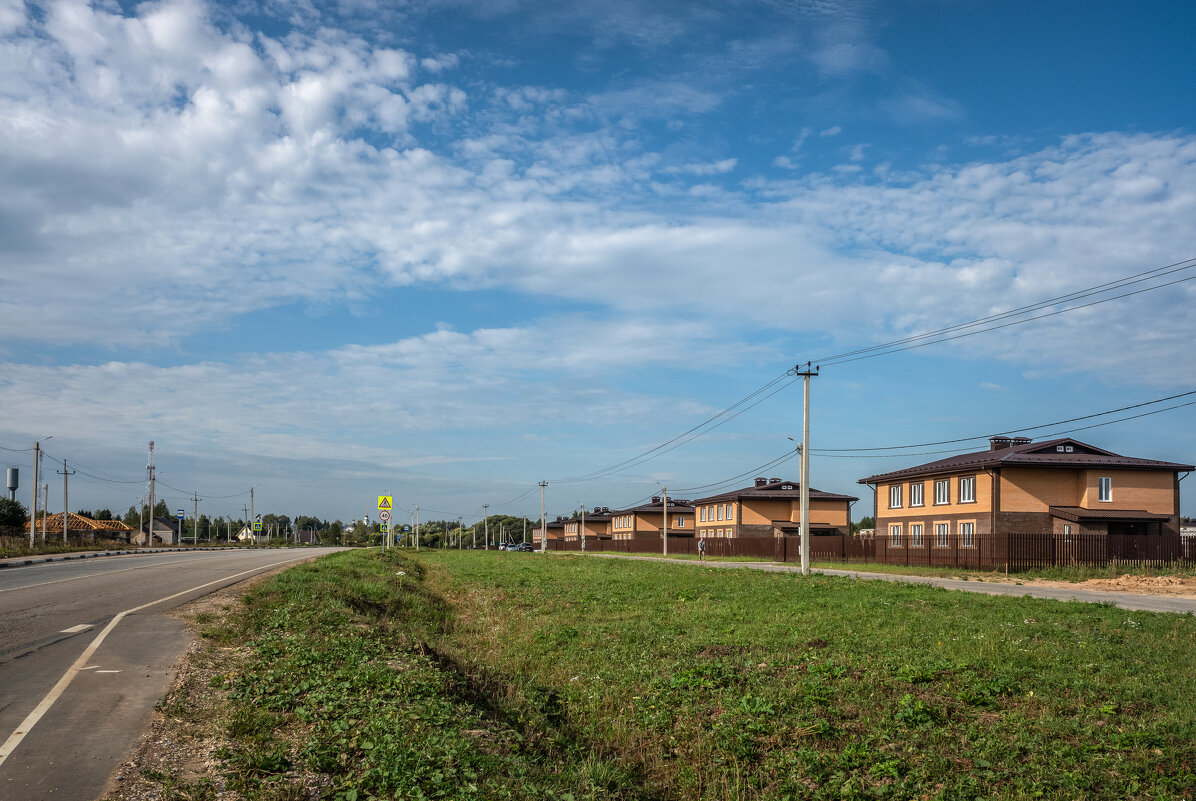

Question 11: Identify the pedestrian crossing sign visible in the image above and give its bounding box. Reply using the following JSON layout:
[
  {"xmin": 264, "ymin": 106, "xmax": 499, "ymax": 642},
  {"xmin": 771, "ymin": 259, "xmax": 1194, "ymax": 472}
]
[{"xmin": 377, "ymin": 496, "xmax": 392, "ymax": 510}]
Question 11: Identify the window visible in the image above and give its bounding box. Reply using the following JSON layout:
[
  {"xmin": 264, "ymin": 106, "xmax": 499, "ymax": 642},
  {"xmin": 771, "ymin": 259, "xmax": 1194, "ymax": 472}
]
[
  {"xmin": 889, "ymin": 485, "xmax": 903, "ymax": 509},
  {"xmin": 935, "ymin": 522, "xmax": 949, "ymax": 548},
  {"xmin": 676, "ymin": 516, "xmax": 685, "ymax": 527},
  {"xmin": 889, "ymin": 524, "xmax": 902, "ymax": 547},
  {"xmin": 910, "ymin": 483, "xmax": 924, "ymax": 507},
  {"xmin": 716, "ymin": 505, "xmax": 724, "ymax": 521},
  {"xmin": 911, "ymin": 523, "xmax": 924, "ymax": 547},
  {"xmin": 725, "ymin": 503, "xmax": 733, "ymax": 520},
  {"xmin": 959, "ymin": 476, "xmax": 976, "ymax": 503},
  {"xmin": 1099, "ymin": 476, "xmax": 1112, "ymax": 502},
  {"xmin": 1063, "ymin": 524, "xmax": 1072, "ymax": 543},
  {"xmin": 699, "ymin": 507, "xmax": 706, "ymax": 522},
  {"xmin": 961, "ymin": 522, "xmax": 974, "ymax": 548},
  {"xmin": 934, "ymin": 479, "xmax": 949, "ymax": 505}
]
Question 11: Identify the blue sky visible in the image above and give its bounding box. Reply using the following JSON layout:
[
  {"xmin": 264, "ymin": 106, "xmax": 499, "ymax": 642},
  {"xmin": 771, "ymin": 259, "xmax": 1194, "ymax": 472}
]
[{"xmin": 1, "ymin": 0, "xmax": 1194, "ymax": 526}]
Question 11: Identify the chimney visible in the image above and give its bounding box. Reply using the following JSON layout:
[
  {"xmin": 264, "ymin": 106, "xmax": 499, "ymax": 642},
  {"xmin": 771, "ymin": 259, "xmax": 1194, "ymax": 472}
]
[
  {"xmin": 1011, "ymin": 437, "xmax": 1032, "ymax": 445},
  {"xmin": 754, "ymin": 477, "xmax": 768, "ymax": 487},
  {"xmin": 989, "ymin": 436, "xmax": 1014, "ymax": 451},
  {"xmin": 769, "ymin": 477, "xmax": 781, "ymax": 484},
  {"xmin": 651, "ymin": 496, "xmax": 660, "ymax": 504}
]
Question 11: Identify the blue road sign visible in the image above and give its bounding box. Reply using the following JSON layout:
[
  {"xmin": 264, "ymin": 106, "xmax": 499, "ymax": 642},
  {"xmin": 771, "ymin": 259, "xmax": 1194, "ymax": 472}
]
[{"xmin": 176, "ymin": 509, "xmax": 184, "ymax": 519}]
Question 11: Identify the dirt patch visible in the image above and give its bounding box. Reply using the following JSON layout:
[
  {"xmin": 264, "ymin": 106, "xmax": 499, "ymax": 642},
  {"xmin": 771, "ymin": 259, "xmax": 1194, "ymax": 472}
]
[{"xmin": 980, "ymin": 573, "xmax": 1196, "ymax": 598}]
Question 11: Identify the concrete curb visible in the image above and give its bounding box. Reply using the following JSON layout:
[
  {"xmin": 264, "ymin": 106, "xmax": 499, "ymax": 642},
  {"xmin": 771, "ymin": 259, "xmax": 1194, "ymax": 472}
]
[{"xmin": 0, "ymin": 546, "xmax": 259, "ymax": 570}]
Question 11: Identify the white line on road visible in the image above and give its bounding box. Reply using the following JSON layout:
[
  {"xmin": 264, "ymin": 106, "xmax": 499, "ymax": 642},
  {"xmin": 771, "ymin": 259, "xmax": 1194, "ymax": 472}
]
[
  {"xmin": 60, "ymin": 625, "xmax": 94, "ymax": 634},
  {"xmin": 0, "ymin": 552, "xmax": 317, "ymax": 768}
]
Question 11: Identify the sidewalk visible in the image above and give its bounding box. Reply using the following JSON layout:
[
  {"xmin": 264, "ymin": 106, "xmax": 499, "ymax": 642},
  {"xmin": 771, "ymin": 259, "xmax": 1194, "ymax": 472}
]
[{"xmin": 589, "ymin": 553, "xmax": 1196, "ymax": 615}]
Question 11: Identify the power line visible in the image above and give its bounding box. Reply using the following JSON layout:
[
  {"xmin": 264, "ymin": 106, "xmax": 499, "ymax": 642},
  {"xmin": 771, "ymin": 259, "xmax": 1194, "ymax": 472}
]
[
  {"xmin": 813, "ymin": 257, "xmax": 1196, "ymax": 366},
  {"xmin": 812, "ymin": 389, "xmax": 1196, "ymax": 454}
]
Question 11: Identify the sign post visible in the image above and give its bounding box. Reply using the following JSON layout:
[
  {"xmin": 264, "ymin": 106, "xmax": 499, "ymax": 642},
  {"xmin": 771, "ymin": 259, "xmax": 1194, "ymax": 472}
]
[
  {"xmin": 378, "ymin": 496, "xmax": 393, "ymax": 548},
  {"xmin": 176, "ymin": 509, "xmax": 184, "ymax": 546}
]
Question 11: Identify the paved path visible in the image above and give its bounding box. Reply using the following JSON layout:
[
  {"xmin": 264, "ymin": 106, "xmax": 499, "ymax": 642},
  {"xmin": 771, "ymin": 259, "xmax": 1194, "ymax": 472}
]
[
  {"xmin": 0, "ymin": 547, "xmax": 341, "ymax": 800},
  {"xmin": 589, "ymin": 553, "xmax": 1196, "ymax": 615}
]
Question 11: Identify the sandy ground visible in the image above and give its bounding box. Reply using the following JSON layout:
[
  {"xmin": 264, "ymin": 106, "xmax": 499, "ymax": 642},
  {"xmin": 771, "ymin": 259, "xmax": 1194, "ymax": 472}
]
[{"xmin": 1014, "ymin": 573, "xmax": 1196, "ymax": 598}]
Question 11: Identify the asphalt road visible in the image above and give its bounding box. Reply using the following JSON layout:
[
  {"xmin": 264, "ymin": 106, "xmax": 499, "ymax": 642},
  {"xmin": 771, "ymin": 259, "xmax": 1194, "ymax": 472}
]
[{"xmin": 0, "ymin": 547, "xmax": 341, "ymax": 800}]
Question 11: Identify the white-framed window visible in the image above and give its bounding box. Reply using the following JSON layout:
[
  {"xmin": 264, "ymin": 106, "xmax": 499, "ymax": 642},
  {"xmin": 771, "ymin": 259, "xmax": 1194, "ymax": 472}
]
[
  {"xmin": 910, "ymin": 483, "xmax": 924, "ymax": 507},
  {"xmin": 934, "ymin": 479, "xmax": 950, "ymax": 505},
  {"xmin": 959, "ymin": 476, "xmax": 976, "ymax": 503},
  {"xmin": 676, "ymin": 516, "xmax": 685, "ymax": 527},
  {"xmin": 911, "ymin": 523, "xmax": 924, "ymax": 547},
  {"xmin": 935, "ymin": 522, "xmax": 949, "ymax": 548},
  {"xmin": 716, "ymin": 505, "xmax": 724, "ymax": 521},
  {"xmin": 699, "ymin": 507, "xmax": 706, "ymax": 522},
  {"xmin": 889, "ymin": 524, "xmax": 902, "ymax": 547},
  {"xmin": 961, "ymin": 521, "xmax": 975, "ymax": 548},
  {"xmin": 889, "ymin": 485, "xmax": 903, "ymax": 509},
  {"xmin": 1099, "ymin": 476, "xmax": 1112, "ymax": 502},
  {"xmin": 1063, "ymin": 524, "xmax": 1072, "ymax": 542},
  {"xmin": 725, "ymin": 503, "xmax": 733, "ymax": 519}
]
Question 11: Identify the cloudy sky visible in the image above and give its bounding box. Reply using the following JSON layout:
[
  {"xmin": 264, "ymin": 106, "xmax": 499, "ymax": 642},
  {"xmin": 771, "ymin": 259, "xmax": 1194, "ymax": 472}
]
[{"xmin": 2, "ymin": 0, "xmax": 1194, "ymax": 526}]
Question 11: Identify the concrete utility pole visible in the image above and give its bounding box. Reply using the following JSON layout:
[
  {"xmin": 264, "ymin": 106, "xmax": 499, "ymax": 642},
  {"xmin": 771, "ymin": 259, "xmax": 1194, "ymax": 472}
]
[
  {"xmin": 580, "ymin": 504, "xmax": 587, "ymax": 552},
  {"xmin": 41, "ymin": 481, "xmax": 48, "ymax": 543},
  {"xmin": 146, "ymin": 442, "xmax": 155, "ymax": 547},
  {"xmin": 192, "ymin": 491, "xmax": 201, "ymax": 546},
  {"xmin": 250, "ymin": 487, "xmax": 255, "ymax": 544},
  {"xmin": 29, "ymin": 442, "xmax": 38, "ymax": 547},
  {"xmin": 457, "ymin": 517, "xmax": 462, "ymax": 549},
  {"xmin": 58, "ymin": 460, "xmax": 75, "ymax": 544},
  {"xmin": 523, "ymin": 516, "xmax": 527, "ymax": 544},
  {"xmin": 794, "ymin": 363, "xmax": 818, "ymax": 576},
  {"xmin": 415, "ymin": 506, "xmax": 420, "ymax": 551},
  {"xmin": 661, "ymin": 486, "xmax": 668, "ymax": 556},
  {"xmin": 483, "ymin": 504, "xmax": 489, "ymax": 549},
  {"xmin": 539, "ymin": 481, "xmax": 548, "ymax": 552}
]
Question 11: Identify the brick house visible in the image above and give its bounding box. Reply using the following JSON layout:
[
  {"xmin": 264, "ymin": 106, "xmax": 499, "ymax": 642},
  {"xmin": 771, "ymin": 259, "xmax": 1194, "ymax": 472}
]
[
  {"xmin": 562, "ymin": 507, "xmax": 614, "ymax": 542},
  {"xmin": 691, "ymin": 477, "xmax": 857, "ymax": 539},
  {"xmin": 859, "ymin": 436, "xmax": 1192, "ymax": 566},
  {"xmin": 609, "ymin": 497, "xmax": 695, "ymax": 540}
]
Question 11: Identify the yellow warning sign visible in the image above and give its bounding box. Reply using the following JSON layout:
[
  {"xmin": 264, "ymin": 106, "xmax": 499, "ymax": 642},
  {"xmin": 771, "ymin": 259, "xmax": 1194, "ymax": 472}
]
[{"xmin": 377, "ymin": 495, "xmax": 393, "ymax": 511}]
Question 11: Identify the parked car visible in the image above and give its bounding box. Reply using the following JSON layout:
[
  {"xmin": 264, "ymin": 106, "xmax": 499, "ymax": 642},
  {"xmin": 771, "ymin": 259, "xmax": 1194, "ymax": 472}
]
[{"xmin": 514, "ymin": 542, "xmax": 534, "ymax": 552}]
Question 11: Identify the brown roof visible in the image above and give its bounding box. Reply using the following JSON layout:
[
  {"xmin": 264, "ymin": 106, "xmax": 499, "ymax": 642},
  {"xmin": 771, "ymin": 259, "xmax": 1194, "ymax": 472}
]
[
  {"xmin": 1049, "ymin": 506, "xmax": 1174, "ymax": 523},
  {"xmin": 692, "ymin": 478, "xmax": 858, "ymax": 505},
  {"xmin": 860, "ymin": 437, "xmax": 1193, "ymax": 484},
  {"xmin": 611, "ymin": 497, "xmax": 695, "ymax": 515}
]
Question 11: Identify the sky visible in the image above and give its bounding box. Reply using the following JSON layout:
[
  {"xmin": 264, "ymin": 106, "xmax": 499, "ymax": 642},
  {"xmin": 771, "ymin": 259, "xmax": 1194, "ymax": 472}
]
[{"xmin": 2, "ymin": 0, "xmax": 1195, "ymax": 527}]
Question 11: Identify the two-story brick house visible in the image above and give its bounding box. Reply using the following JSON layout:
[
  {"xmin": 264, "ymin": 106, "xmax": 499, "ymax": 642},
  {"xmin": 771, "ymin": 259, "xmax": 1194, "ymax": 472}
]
[
  {"xmin": 609, "ymin": 497, "xmax": 694, "ymax": 540},
  {"xmin": 859, "ymin": 436, "xmax": 1192, "ymax": 566},
  {"xmin": 691, "ymin": 477, "xmax": 857, "ymax": 539}
]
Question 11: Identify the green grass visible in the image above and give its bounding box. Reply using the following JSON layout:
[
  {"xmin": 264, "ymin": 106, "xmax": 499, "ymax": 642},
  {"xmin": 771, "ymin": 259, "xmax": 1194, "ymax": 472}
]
[{"xmin": 195, "ymin": 549, "xmax": 1196, "ymax": 800}]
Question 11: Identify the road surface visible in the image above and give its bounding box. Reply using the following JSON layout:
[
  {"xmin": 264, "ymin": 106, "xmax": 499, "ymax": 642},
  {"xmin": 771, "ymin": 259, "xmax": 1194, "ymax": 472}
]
[{"xmin": 0, "ymin": 547, "xmax": 340, "ymax": 800}]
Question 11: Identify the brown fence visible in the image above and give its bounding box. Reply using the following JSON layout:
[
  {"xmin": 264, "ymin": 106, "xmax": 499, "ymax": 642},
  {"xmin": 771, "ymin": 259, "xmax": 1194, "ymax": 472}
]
[{"xmin": 551, "ymin": 531, "xmax": 1193, "ymax": 571}]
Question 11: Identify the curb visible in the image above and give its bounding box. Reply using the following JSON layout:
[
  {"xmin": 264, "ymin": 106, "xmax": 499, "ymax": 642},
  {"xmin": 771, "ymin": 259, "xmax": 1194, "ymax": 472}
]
[{"xmin": 0, "ymin": 546, "xmax": 257, "ymax": 570}]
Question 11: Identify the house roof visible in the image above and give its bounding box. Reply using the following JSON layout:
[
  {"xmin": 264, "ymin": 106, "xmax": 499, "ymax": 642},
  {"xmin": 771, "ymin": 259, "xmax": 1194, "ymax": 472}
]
[
  {"xmin": 39, "ymin": 513, "xmax": 132, "ymax": 531},
  {"xmin": 1049, "ymin": 506, "xmax": 1173, "ymax": 523},
  {"xmin": 859, "ymin": 437, "xmax": 1194, "ymax": 484},
  {"xmin": 611, "ymin": 497, "xmax": 696, "ymax": 515},
  {"xmin": 692, "ymin": 478, "xmax": 858, "ymax": 505}
]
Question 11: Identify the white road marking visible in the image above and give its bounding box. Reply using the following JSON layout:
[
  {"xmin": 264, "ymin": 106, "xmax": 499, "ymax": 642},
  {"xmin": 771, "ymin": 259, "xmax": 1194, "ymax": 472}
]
[
  {"xmin": 0, "ymin": 552, "xmax": 317, "ymax": 767},
  {"xmin": 60, "ymin": 624, "xmax": 94, "ymax": 634},
  {"xmin": 96, "ymin": 670, "xmax": 121, "ymax": 674},
  {"xmin": 80, "ymin": 666, "xmax": 99, "ymax": 671}
]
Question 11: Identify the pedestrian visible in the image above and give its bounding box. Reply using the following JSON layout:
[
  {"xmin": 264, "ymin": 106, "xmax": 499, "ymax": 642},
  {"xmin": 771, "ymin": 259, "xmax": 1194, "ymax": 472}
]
[{"xmin": 698, "ymin": 536, "xmax": 706, "ymax": 561}]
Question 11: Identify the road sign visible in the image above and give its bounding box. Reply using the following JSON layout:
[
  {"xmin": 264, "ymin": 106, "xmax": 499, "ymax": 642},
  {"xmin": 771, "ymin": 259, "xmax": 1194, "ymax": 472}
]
[
  {"xmin": 378, "ymin": 510, "xmax": 391, "ymax": 522},
  {"xmin": 176, "ymin": 509, "xmax": 184, "ymax": 519},
  {"xmin": 377, "ymin": 496, "xmax": 392, "ymax": 511},
  {"xmin": 380, "ymin": 522, "xmax": 390, "ymax": 533},
  {"xmin": 253, "ymin": 521, "xmax": 262, "ymax": 532}
]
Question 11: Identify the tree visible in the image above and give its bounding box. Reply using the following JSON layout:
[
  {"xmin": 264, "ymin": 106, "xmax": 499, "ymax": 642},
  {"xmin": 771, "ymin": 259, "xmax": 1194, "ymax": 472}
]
[
  {"xmin": 153, "ymin": 500, "xmax": 170, "ymax": 518},
  {"xmin": 851, "ymin": 515, "xmax": 875, "ymax": 535},
  {"xmin": 95, "ymin": 508, "xmax": 114, "ymax": 521},
  {"xmin": 0, "ymin": 498, "xmax": 28, "ymax": 529}
]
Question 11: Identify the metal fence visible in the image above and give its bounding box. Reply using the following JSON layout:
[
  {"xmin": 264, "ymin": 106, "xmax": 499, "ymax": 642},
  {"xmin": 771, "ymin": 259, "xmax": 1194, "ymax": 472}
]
[{"xmin": 549, "ymin": 531, "xmax": 1193, "ymax": 572}]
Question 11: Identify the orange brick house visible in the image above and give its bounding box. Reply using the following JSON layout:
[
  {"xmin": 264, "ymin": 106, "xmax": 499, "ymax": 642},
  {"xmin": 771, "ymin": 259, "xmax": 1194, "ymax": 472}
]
[
  {"xmin": 561, "ymin": 507, "xmax": 613, "ymax": 542},
  {"xmin": 859, "ymin": 436, "xmax": 1192, "ymax": 566},
  {"xmin": 609, "ymin": 497, "xmax": 695, "ymax": 540},
  {"xmin": 691, "ymin": 477, "xmax": 857, "ymax": 539}
]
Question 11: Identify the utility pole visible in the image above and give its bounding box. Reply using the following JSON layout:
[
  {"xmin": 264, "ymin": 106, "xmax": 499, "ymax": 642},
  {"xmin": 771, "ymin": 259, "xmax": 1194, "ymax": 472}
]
[
  {"xmin": 29, "ymin": 440, "xmax": 40, "ymax": 548},
  {"xmin": 539, "ymin": 481, "xmax": 547, "ymax": 552},
  {"xmin": 795, "ymin": 363, "xmax": 818, "ymax": 576},
  {"xmin": 146, "ymin": 442, "xmax": 155, "ymax": 547},
  {"xmin": 192, "ymin": 491, "xmax": 201, "ymax": 546},
  {"xmin": 580, "ymin": 504, "xmax": 587, "ymax": 552},
  {"xmin": 457, "ymin": 517, "xmax": 462, "ymax": 549},
  {"xmin": 483, "ymin": 504, "xmax": 489, "ymax": 550},
  {"xmin": 250, "ymin": 487, "xmax": 255, "ymax": 544},
  {"xmin": 661, "ymin": 486, "xmax": 668, "ymax": 556},
  {"xmin": 41, "ymin": 481, "xmax": 48, "ymax": 543},
  {"xmin": 523, "ymin": 516, "xmax": 527, "ymax": 544},
  {"xmin": 415, "ymin": 506, "xmax": 420, "ymax": 551},
  {"xmin": 58, "ymin": 460, "xmax": 75, "ymax": 544}
]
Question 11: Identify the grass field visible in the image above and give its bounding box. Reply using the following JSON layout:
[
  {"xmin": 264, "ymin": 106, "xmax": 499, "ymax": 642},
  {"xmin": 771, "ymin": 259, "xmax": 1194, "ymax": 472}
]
[{"xmin": 173, "ymin": 549, "xmax": 1196, "ymax": 800}]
